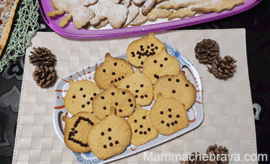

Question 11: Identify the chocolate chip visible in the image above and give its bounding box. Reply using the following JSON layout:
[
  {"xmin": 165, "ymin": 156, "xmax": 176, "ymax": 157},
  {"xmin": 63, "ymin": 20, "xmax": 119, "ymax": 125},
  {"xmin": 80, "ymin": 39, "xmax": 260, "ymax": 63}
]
[
  {"xmin": 161, "ymin": 120, "xmax": 164, "ymax": 124},
  {"xmin": 114, "ymin": 79, "xmax": 117, "ymax": 82},
  {"xmin": 140, "ymin": 45, "xmax": 143, "ymax": 48},
  {"xmin": 153, "ymin": 52, "xmax": 155, "ymax": 55},
  {"xmin": 87, "ymin": 101, "xmax": 90, "ymax": 105},
  {"xmin": 110, "ymin": 143, "xmax": 113, "ymax": 147},
  {"xmin": 106, "ymin": 115, "xmax": 108, "ymax": 117},
  {"xmin": 148, "ymin": 128, "xmax": 151, "ymax": 131},
  {"xmin": 101, "ymin": 132, "xmax": 104, "ymax": 136},
  {"xmin": 147, "ymin": 46, "xmax": 150, "ymax": 49},
  {"xmin": 135, "ymin": 95, "xmax": 138, "ymax": 98},
  {"xmin": 93, "ymin": 93, "xmax": 97, "ymax": 96},
  {"xmin": 140, "ymin": 95, "xmax": 144, "ymax": 99},
  {"xmin": 130, "ymin": 104, "xmax": 133, "ymax": 107},
  {"xmin": 82, "ymin": 105, "xmax": 85, "ymax": 108},
  {"xmin": 171, "ymin": 122, "xmax": 174, "ymax": 126},
  {"xmin": 103, "ymin": 69, "xmax": 106, "ymax": 73},
  {"xmin": 132, "ymin": 54, "xmax": 135, "ymax": 57},
  {"xmin": 71, "ymin": 128, "xmax": 75, "ymax": 131},
  {"xmin": 115, "ymin": 141, "xmax": 119, "ymax": 144},
  {"xmin": 90, "ymin": 97, "xmax": 93, "ymax": 101},
  {"xmin": 139, "ymin": 131, "xmax": 143, "ymax": 134},
  {"xmin": 122, "ymin": 91, "xmax": 126, "ymax": 95},
  {"xmin": 114, "ymin": 62, "xmax": 117, "ymax": 66},
  {"xmin": 168, "ymin": 114, "xmax": 172, "ymax": 118},
  {"xmin": 174, "ymin": 120, "xmax": 178, "ymax": 124},
  {"xmin": 112, "ymin": 72, "xmax": 115, "ymax": 75},
  {"xmin": 128, "ymin": 99, "xmax": 132, "ymax": 102},
  {"xmin": 72, "ymin": 95, "xmax": 76, "ymax": 99},
  {"xmin": 146, "ymin": 50, "xmax": 149, "ymax": 53},
  {"xmin": 91, "ymin": 122, "xmax": 94, "ymax": 126},
  {"xmin": 142, "ymin": 116, "xmax": 146, "ymax": 119},
  {"xmin": 151, "ymin": 44, "xmax": 154, "ymax": 47},
  {"xmin": 145, "ymin": 94, "xmax": 148, "ymax": 98},
  {"xmin": 134, "ymin": 129, "xmax": 138, "ymax": 133},
  {"xmin": 80, "ymin": 88, "xmax": 83, "ymax": 91},
  {"xmin": 141, "ymin": 61, "xmax": 144, "ymax": 65},
  {"xmin": 111, "ymin": 92, "xmax": 115, "ymax": 96},
  {"xmin": 154, "ymin": 74, "xmax": 159, "ymax": 79},
  {"xmin": 164, "ymin": 57, "xmax": 168, "ymax": 61},
  {"xmin": 167, "ymin": 123, "xmax": 170, "ymax": 127},
  {"xmin": 122, "ymin": 76, "xmax": 125, "ymax": 79},
  {"xmin": 160, "ymin": 64, "xmax": 163, "ymax": 67},
  {"xmin": 138, "ymin": 56, "xmax": 141, "ymax": 59},
  {"xmin": 126, "ymin": 85, "xmax": 129, "ymax": 88},
  {"xmin": 155, "ymin": 46, "xmax": 158, "ymax": 50},
  {"xmin": 115, "ymin": 102, "xmax": 118, "ymax": 106},
  {"xmin": 144, "ymin": 131, "xmax": 147, "ymax": 135},
  {"xmin": 140, "ymin": 125, "xmax": 143, "ymax": 128},
  {"xmin": 135, "ymin": 90, "xmax": 139, "ymax": 93},
  {"xmin": 185, "ymin": 84, "xmax": 189, "ymax": 87},
  {"xmin": 168, "ymin": 108, "xmax": 172, "ymax": 112},
  {"xmin": 118, "ymin": 77, "xmax": 121, "ymax": 81},
  {"xmin": 172, "ymin": 90, "xmax": 176, "ymax": 94},
  {"xmin": 119, "ymin": 109, "xmax": 122, "ymax": 112},
  {"xmin": 101, "ymin": 96, "xmax": 105, "ymax": 99},
  {"xmin": 103, "ymin": 106, "xmax": 106, "ymax": 110},
  {"xmin": 108, "ymin": 128, "xmax": 111, "ymax": 132},
  {"xmin": 131, "ymin": 51, "xmax": 135, "ymax": 55},
  {"xmin": 134, "ymin": 119, "xmax": 137, "ymax": 123},
  {"xmin": 176, "ymin": 115, "xmax": 180, "ymax": 118},
  {"xmin": 154, "ymin": 60, "xmax": 157, "ymax": 63},
  {"xmin": 74, "ymin": 130, "xmax": 78, "ymax": 134},
  {"xmin": 136, "ymin": 51, "xmax": 140, "ymax": 54},
  {"xmin": 160, "ymin": 111, "xmax": 164, "ymax": 115},
  {"xmin": 108, "ymin": 136, "xmax": 112, "ymax": 140},
  {"xmin": 176, "ymin": 79, "xmax": 180, "ymax": 83}
]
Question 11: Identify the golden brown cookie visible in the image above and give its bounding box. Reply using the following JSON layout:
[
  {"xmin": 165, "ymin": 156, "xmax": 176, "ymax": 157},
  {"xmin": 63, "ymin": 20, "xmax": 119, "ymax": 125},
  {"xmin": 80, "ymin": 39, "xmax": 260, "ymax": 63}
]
[
  {"xmin": 147, "ymin": 8, "xmax": 173, "ymax": 21},
  {"xmin": 142, "ymin": 47, "xmax": 180, "ymax": 84},
  {"xmin": 118, "ymin": 69, "xmax": 153, "ymax": 106},
  {"xmin": 150, "ymin": 93, "xmax": 189, "ymax": 135},
  {"xmin": 88, "ymin": 107, "xmax": 132, "ymax": 160},
  {"xmin": 92, "ymin": 84, "xmax": 136, "ymax": 119},
  {"xmin": 157, "ymin": 0, "xmax": 197, "ymax": 10},
  {"xmin": 127, "ymin": 105, "xmax": 159, "ymax": 146},
  {"xmin": 154, "ymin": 71, "xmax": 196, "ymax": 110},
  {"xmin": 63, "ymin": 112, "xmax": 100, "ymax": 153},
  {"xmin": 64, "ymin": 80, "xmax": 101, "ymax": 115},
  {"xmin": 168, "ymin": 7, "xmax": 196, "ymax": 20},
  {"xmin": 126, "ymin": 33, "xmax": 166, "ymax": 68},
  {"xmin": 94, "ymin": 53, "xmax": 134, "ymax": 90}
]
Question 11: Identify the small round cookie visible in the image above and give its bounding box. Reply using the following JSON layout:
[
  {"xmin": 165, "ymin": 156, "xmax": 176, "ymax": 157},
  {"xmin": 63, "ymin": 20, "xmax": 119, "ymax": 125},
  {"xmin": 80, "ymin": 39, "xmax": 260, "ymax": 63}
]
[
  {"xmin": 63, "ymin": 112, "xmax": 100, "ymax": 153},
  {"xmin": 88, "ymin": 107, "xmax": 132, "ymax": 160},
  {"xmin": 94, "ymin": 53, "xmax": 134, "ymax": 90},
  {"xmin": 154, "ymin": 71, "xmax": 196, "ymax": 110},
  {"xmin": 64, "ymin": 80, "xmax": 101, "ymax": 115},
  {"xmin": 150, "ymin": 93, "xmax": 189, "ymax": 136},
  {"xmin": 142, "ymin": 47, "xmax": 180, "ymax": 84},
  {"xmin": 92, "ymin": 84, "xmax": 136, "ymax": 119},
  {"xmin": 127, "ymin": 105, "xmax": 159, "ymax": 146},
  {"xmin": 118, "ymin": 69, "xmax": 153, "ymax": 106},
  {"xmin": 127, "ymin": 33, "xmax": 166, "ymax": 68}
]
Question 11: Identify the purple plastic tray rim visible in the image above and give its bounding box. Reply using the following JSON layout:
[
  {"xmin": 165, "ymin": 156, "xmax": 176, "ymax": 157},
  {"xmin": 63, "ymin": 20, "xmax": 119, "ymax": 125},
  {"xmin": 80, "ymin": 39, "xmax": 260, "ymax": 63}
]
[{"xmin": 39, "ymin": 0, "xmax": 260, "ymax": 39}]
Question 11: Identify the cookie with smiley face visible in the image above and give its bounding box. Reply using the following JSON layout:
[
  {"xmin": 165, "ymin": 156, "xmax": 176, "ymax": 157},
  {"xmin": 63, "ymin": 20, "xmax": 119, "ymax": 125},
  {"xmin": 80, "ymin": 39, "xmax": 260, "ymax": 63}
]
[
  {"xmin": 94, "ymin": 53, "xmax": 134, "ymax": 90},
  {"xmin": 64, "ymin": 80, "xmax": 101, "ymax": 115},
  {"xmin": 142, "ymin": 47, "xmax": 180, "ymax": 84},
  {"xmin": 127, "ymin": 33, "xmax": 166, "ymax": 68},
  {"xmin": 150, "ymin": 93, "xmax": 189, "ymax": 135},
  {"xmin": 154, "ymin": 71, "xmax": 196, "ymax": 110},
  {"xmin": 118, "ymin": 69, "xmax": 153, "ymax": 106},
  {"xmin": 92, "ymin": 84, "xmax": 136, "ymax": 119},
  {"xmin": 63, "ymin": 112, "xmax": 100, "ymax": 153},
  {"xmin": 127, "ymin": 105, "xmax": 159, "ymax": 146},
  {"xmin": 88, "ymin": 107, "xmax": 132, "ymax": 160}
]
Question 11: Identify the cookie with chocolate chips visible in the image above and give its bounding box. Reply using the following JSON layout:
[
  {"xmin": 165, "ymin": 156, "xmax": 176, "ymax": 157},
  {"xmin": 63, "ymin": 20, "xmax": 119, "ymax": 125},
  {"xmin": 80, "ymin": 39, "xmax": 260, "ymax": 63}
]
[
  {"xmin": 127, "ymin": 33, "xmax": 166, "ymax": 67},
  {"xmin": 127, "ymin": 105, "xmax": 159, "ymax": 146},
  {"xmin": 142, "ymin": 47, "xmax": 180, "ymax": 84},
  {"xmin": 118, "ymin": 69, "xmax": 153, "ymax": 106},
  {"xmin": 63, "ymin": 112, "xmax": 100, "ymax": 153},
  {"xmin": 92, "ymin": 84, "xmax": 136, "ymax": 119},
  {"xmin": 154, "ymin": 71, "xmax": 196, "ymax": 110},
  {"xmin": 88, "ymin": 107, "xmax": 132, "ymax": 160},
  {"xmin": 64, "ymin": 80, "xmax": 101, "ymax": 114},
  {"xmin": 150, "ymin": 93, "xmax": 189, "ymax": 136},
  {"xmin": 94, "ymin": 53, "xmax": 134, "ymax": 90}
]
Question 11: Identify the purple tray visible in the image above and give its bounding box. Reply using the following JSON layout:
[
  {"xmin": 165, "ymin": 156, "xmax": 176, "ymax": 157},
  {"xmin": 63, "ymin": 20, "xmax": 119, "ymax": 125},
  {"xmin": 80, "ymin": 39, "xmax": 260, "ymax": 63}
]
[{"xmin": 38, "ymin": 0, "xmax": 260, "ymax": 39}]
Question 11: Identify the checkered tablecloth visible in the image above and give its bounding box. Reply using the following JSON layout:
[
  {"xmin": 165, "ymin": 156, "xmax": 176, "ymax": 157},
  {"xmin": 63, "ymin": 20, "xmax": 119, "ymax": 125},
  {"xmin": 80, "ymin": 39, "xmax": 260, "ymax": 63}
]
[{"xmin": 12, "ymin": 29, "xmax": 257, "ymax": 164}]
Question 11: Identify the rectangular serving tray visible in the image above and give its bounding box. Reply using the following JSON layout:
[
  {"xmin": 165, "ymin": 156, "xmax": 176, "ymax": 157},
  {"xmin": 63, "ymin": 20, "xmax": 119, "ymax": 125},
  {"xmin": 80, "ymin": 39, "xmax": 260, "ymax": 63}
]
[{"xmin": 38, "ymin": 0, "xmax": 260, "ymax": 39}]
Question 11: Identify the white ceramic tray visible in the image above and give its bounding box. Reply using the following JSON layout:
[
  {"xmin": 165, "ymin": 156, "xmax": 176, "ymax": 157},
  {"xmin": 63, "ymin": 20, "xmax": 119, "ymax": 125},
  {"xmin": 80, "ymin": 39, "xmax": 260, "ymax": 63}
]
[{"xmin": 53, "ymin": 42, "xmax": 203, "ymax": 164}]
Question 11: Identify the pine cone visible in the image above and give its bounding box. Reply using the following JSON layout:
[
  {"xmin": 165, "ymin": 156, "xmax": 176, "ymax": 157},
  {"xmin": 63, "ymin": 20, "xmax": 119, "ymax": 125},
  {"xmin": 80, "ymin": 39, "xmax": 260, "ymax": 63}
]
[
  {"xmin": 33, "ymin": 65, "xmax": 57, "ymax": 88},
  {"xmin": 180, "ymin": 152, "xmax": 206, "ymax": 164},
  {"xmin": 195, "ymin": 39, "xmax": 220, "ymax": 64},
  {"xmin": 206, "ymin": 144, "xmax": 229, "ymax": 164},
  {"xmin": 29, "ymin": 47, "xmax": 56, "ymax": 66},
  {"xmin": 207, "ymin": 55, "xmax": 237, "ymax": 79}
]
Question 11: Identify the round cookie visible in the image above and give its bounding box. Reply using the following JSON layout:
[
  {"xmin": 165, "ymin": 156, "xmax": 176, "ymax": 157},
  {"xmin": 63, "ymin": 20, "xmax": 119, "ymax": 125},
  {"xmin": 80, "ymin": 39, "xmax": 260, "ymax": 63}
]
[
  {"xmin": 127, "ymin": 33, "xmax": 166, "ymax": 68},
  {"xmin": 154, "ymin": 71, "xmax": 196, "ymax": 110},
  {"xmin": 88, "ymin": 107, "xmax": 132, "ymax": 160},
  {"xmin": 150, "ymin": 93, "xmax": 189, "ymax": 136},
  {"xmin": 127, "ymin": 105, "xmax": 159, "ymax": 146},
  {"xmin": 142, "ymin": 47, "xmax": 180, "ymax": 84},
  {"xmin": 64, "ymin": 80, "xmax": 101, "ymax": 115},
  {"xmin": 92, "ymin": 84, "xmax": 136, "ymax": 119},
  {"xmin": 63, "ymin": 112, "xmax": 100, "ymax": 153},
  {"xmin": 94, "ymin": 53, "xmax": 134, "ymax": 90},
  {"xmin": 117, "ymin": 69, "xmax": 153, "ymax": 106}
]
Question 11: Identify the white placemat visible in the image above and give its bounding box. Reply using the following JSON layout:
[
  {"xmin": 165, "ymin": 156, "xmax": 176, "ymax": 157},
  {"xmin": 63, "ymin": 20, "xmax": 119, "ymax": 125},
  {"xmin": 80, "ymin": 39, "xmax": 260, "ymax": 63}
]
[{"xmin": 12, "ymin": 29, "xmax": 257, "ymax": 164}]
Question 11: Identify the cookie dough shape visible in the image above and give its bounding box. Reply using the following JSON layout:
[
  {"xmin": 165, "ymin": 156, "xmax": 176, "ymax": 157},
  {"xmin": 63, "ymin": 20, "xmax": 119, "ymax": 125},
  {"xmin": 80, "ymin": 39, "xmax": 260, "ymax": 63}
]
[
  {"xmin": 92, "ymin": 84, "xmax": 136, "ymax": 119},
  {"xmin": 127, "ymin": 105, "xmax": 159, "ymax": 146},
  {"xmin": 94, "ymin": 53, "xmax": 134, "ymax": 90},
  {"xmin": 88, "ymin": 107, "xmax": 132, "ymax": 160},
  {"xmin": 63, "ymin": 112, "xmax": 100, "ymax": 153},
  {"xmin": 142, "ymin": 47, "xmax": 180, "ymax": 84},
  {"xmin": 64, "ymin": 80, "xmax": 101, "ymax": 114},
  {"xmin": 168, "ymin": 7, "xmax": 196, "ymax": 20},
  {"xmin": 154, "ymin": 71, "xmax": 196, "ymax": 110},
  {"xmin": 150, "ymin": 93, "xmax": 189, "ymax": 135},
  {"xmin": 127, "ymin": 33, "xmax": 166, "ymax": 68},
  {"xmin": 147, "ymin": 8, "xmax": 173, "ymax": 22},
  {"xmin": 118, "ymin": 69, "xmax": 153, "ymax": 106},
  {"xmin": 157, "ymin": 0, "xmax": 197, "ymax": 10}
]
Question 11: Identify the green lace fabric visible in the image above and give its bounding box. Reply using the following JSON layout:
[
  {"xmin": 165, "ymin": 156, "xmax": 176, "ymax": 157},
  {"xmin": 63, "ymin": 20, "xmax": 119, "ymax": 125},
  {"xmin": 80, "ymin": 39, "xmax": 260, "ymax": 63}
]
[{"xmin": 0, "ymin": 0, "xmax": 39, "ymax": 72}]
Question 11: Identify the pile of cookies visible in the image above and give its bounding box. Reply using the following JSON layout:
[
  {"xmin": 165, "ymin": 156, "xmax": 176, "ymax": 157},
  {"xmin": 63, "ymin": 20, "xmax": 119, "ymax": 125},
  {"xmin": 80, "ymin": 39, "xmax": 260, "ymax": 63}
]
[
  {"xmin": 47, "ymin": 0, "xmax": 244, "ymax": 29},
  {"xmin": 62, "ymin": 33, "xmax": 196, "ymax": 160}
]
